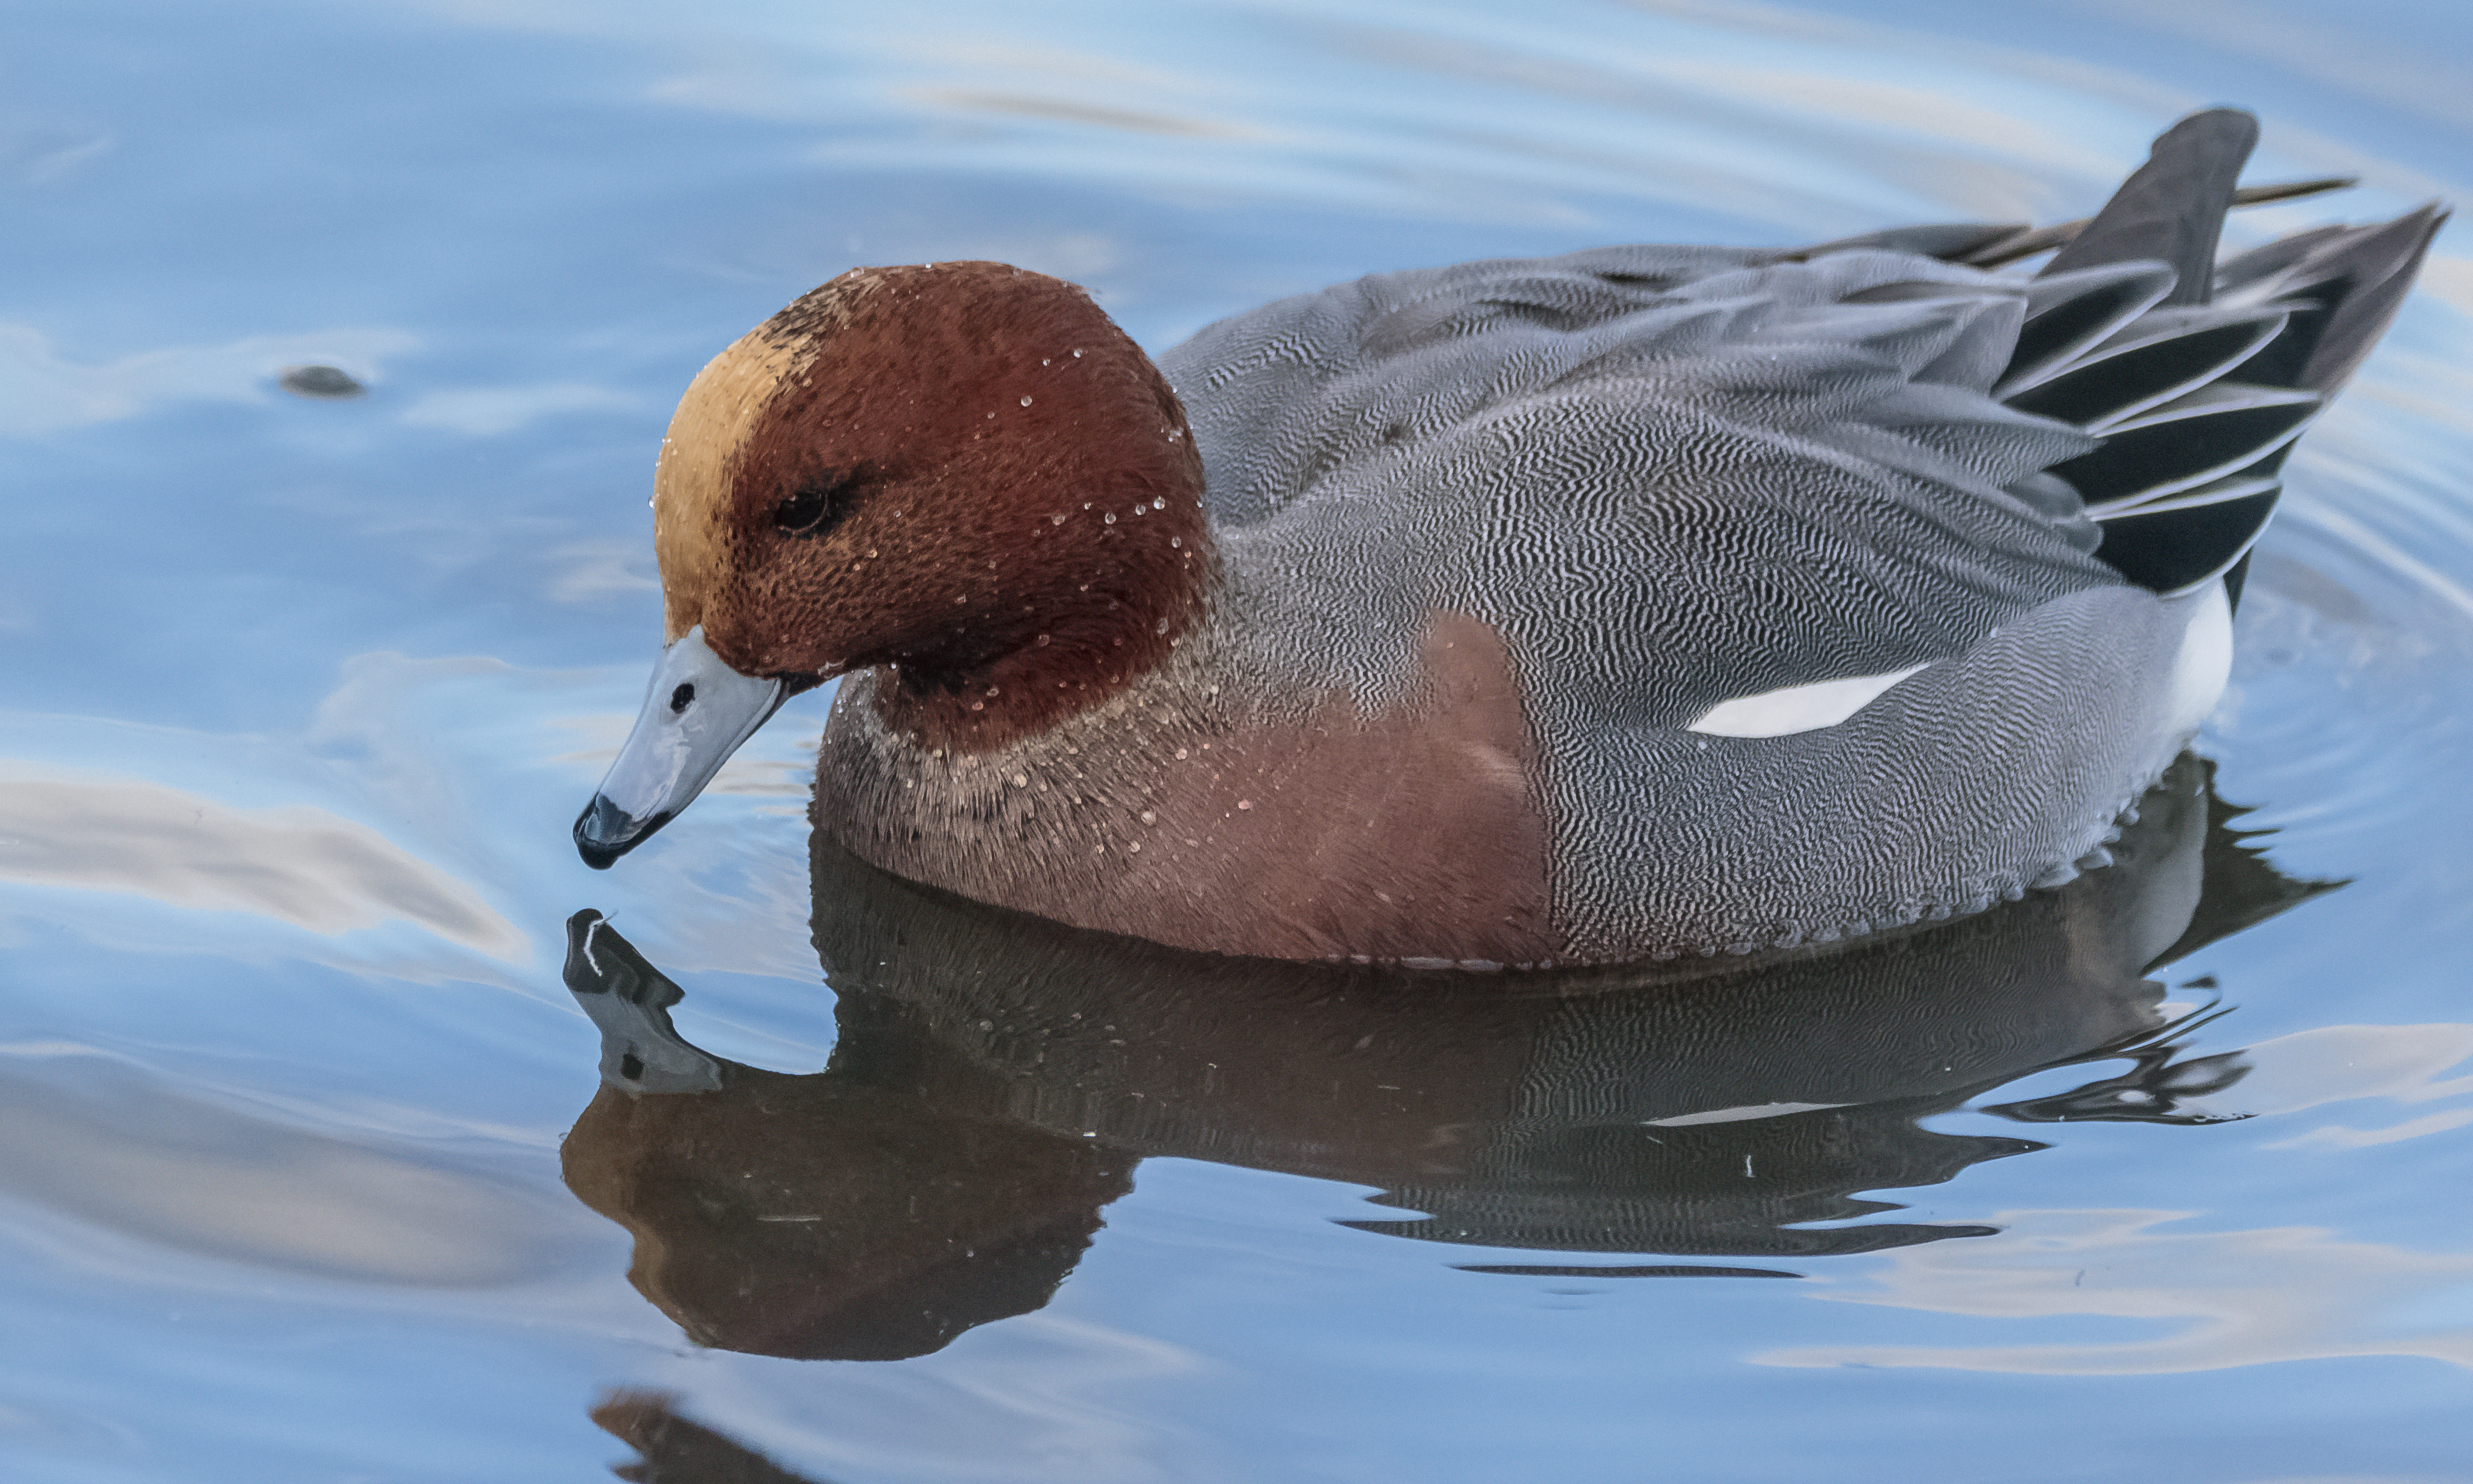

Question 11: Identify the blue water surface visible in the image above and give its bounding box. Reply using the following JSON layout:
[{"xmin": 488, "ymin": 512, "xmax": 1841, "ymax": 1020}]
[{"xmin": 4, "ymin": 0, "xmax": 2471, "ymax": 1480}]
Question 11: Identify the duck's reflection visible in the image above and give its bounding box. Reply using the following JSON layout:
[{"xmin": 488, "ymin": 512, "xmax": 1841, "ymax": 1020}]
[{"xmin": 561, "ymin": 755, "xmax": 2327, "ymax": 1361}]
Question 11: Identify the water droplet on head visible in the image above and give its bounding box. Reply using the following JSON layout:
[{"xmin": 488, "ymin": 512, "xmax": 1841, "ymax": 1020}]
[
  {"xmin": 1139, "ymin": 810, "xmax": 1155, "ymax": 824},
  {"xmin": 1152, "ymin": 497, "xmax": 1165, "ymax": 509},
  {"xmin": 1169, "ymin": 536, "xmax": 1181, "ymax": 548},
  {"xmin": 1020, "ymin": 396, "xmax": 1033, "ymax": 407},
  {"xmin": 1071, "ymin": 348, "xmax": 1083, "ymax": 358},
  {"xmin": 1104, "ymin": 512, "xmax": 1116, "ymax": 524},
  {"xmin": 1012, "ymin": 772, "xmax": 1028, "ymax": 787},
  {"xmin": 1036, "ymin": 633, "xmax": 1051, "ymax": 646}
]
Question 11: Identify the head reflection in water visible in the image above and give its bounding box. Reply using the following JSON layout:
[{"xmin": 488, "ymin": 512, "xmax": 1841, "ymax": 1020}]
[
  {"xmin": 559, "ymin": 755, "xmax": 2330, "ymax": 1361},
  {"xmin": 562, "ymin": 919, "xmax": 1133, "ymax": 1361}
]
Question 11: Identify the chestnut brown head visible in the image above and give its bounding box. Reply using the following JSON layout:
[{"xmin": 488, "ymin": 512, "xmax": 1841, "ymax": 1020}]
[
  {"xmin": 661, "ymin": 263, "xmax": 1207, "ymax": 691},
  {"xmin": 576, "ymin": 262, "xmax": 1211, "ymax": 867}
]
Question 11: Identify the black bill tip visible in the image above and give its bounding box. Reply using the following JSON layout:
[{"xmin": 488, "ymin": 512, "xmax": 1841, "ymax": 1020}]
[{"xmin": 574, "ymin": 794, "xmax": 669, "ymax": 870}]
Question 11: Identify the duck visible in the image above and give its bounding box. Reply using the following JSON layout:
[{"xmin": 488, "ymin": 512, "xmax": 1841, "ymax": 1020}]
[{"xmin": 573, "ymin": 108, "xmax": 2441, "ymax": 968}]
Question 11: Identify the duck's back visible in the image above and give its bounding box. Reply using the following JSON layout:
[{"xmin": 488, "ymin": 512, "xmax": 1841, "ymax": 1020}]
[{"xmin": 1167, "ymin": 245, "xmax": 2116, "ymax": 711}]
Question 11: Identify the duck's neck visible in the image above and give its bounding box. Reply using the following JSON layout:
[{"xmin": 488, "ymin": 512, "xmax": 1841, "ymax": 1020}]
[{"xmin": 864, "ymin": 488, "xmax": 1218, "ymax": 754}]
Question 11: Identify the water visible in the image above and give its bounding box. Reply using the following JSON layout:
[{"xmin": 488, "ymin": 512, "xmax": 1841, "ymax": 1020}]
[{"xmin": 5, "ymin": 0, "xmax": 2471, "ymax": 1479}]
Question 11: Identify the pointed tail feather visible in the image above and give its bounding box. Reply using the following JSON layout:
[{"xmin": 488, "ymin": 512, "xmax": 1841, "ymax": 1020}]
[{"xmin": 2039, "ymin": 109, "xmax": 2258, "ymax": 306}]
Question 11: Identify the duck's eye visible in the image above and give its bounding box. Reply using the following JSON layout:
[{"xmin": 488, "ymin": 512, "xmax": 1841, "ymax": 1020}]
[
  {"xmin": 669, "ymin": 683, "xmax": 695, "ymax": 714},
  {"xmin": 773, "ymin": 469, "xmax": 865, "ymax": 539}
]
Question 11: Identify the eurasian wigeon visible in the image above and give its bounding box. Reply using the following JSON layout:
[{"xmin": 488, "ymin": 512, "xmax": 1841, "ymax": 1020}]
[{"xmin": 574, "ymin": 109, "xmax": 2440, "ymax": 967}]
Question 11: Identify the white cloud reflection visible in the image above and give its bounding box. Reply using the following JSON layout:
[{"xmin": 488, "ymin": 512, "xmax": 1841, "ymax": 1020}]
[
  {"xmin": 0, "ymin": 1054, "xmax": 571, "ymax": 1287},
  {"xmin": 398, "ymin": 382, "xmax": 641, "ymax": 436},
  {"xmin": 0, "ymin": 124, "xmax": 114, "ymax": 186},
  {"xmin": 0, "ymin": 767, "xmax": 523, "ymax": 959},
  {"xmin": 548, "ymin": 539, "xmax": 662, "ymax": 602},
  {"xmin": 2069, "ymin": 0, "xmax": 2473, "ymax": 135},
  {"xmin": 1772, "ymin": 1025, "xmax": 2473, "ymax": 1374},
  {"xmin": 1762, "ymin": 1208, "xmax": 2473, "ymax": 1374},
  {"xmin": 2181, "ymin": 1023, "xmax": 2473, "ymax": 1146},
  {"xmin": 391, "ymin": 0, "xmax": 2243, "ymax": 235}
]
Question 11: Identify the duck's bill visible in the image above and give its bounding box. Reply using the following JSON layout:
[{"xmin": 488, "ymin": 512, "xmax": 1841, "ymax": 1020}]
[{"xmin": 574, "ymin": 625, "xmax": 787, "ymax": 869}]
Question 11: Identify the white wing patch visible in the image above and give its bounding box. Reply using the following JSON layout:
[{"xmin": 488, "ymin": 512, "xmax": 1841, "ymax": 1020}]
[{"xmin": 1685, "ymin": 662, "xmax": 1934, "ymax": 739}]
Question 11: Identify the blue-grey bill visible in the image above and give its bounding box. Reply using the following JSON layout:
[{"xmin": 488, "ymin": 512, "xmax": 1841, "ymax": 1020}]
[{"xmin": 573, "ymin": 625, "xmax": 787, "ymax": 868}]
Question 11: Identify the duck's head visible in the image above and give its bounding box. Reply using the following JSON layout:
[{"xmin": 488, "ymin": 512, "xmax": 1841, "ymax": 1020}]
[{"xmin": 575, "ymin": 262, "xmax": 1210, "ymax": 868}]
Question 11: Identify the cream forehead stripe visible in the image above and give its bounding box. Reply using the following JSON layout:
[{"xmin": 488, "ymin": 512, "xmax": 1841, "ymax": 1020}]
[{"xmin": 652, "ymin": 326, "xmax": 811, "ymax": 642}]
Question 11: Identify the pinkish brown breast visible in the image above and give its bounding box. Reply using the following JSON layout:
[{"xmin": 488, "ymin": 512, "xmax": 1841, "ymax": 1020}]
[{"xmin": 813, "ymin": 611, "xmax": 1560, "ymax": 966}]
